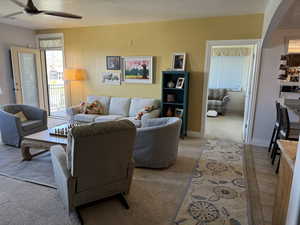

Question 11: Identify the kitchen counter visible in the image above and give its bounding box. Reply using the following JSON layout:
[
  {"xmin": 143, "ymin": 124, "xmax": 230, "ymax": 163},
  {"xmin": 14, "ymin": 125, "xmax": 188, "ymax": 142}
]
[{"xmin": 277, "ymin": 140, "xmax": 298, "ymax": 171}]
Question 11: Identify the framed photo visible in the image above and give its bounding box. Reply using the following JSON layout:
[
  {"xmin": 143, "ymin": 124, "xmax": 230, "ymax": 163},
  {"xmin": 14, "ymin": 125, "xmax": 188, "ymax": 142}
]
[
  {"xmin": 106, "ymin": 56, "xmax": 121, "ymax": 70},
  {"xmin": 123, "ymin": 56, "xmax": 153, "ymax": 84},
  {"xmin": 172, "ymin": 53, "xmax": 186, "ymax": 71},
  {"xmin": 101, "ymin": 71, "xmax": 121, "ymax": 85},
  {"xmin": 175, "ymin": 108, "xmax": 184, "ymax": 118},
  {"xmin": 176, "ymin": 77, "xmax": 185, "ymax": 88}
]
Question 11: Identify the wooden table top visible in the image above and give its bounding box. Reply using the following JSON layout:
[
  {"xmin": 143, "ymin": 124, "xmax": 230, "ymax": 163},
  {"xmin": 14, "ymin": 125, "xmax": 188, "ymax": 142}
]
[
  {"xmin": 24, "ymin": 127, "xmax": 68, "ymax": 146},
  {"xmin": 277, "ymin": 140, "xmax": 298, "ymax": 171}
]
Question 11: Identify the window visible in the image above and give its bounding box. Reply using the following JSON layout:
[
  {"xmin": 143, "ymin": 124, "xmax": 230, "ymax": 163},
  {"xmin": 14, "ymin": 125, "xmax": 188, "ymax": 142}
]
[{"xmin": 288, "ymin": 40, "xmax": 300, "ymax": 53}]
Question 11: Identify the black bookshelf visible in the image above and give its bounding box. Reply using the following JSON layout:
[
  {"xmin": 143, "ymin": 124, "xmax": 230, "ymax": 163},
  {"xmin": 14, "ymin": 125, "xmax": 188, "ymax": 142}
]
[{"xmin": 161, "ymin": 71, "xmax": 189, "ymax": 137}]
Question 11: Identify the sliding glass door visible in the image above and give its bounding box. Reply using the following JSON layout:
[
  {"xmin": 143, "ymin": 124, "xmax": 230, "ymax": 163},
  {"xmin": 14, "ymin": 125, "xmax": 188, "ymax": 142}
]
[{"xmin": 44, "ymin": 49, "xmax": 66, "ymax": 117}]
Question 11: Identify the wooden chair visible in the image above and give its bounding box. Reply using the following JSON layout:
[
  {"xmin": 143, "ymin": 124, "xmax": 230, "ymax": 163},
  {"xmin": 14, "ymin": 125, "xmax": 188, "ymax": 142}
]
[
  {"xmin": 268, "ymin": 101, "xmax": 281, "ymax": 153},
  {"xmin": 271, "ymin": 106, "xmax": 300, "ymax": 173}
]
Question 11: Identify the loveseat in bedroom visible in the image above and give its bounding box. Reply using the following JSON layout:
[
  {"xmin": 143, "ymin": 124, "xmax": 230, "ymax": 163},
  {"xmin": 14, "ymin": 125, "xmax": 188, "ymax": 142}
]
[{"xmin": 67, "ymin": 96, "xmax": 161, "ymax": 127}]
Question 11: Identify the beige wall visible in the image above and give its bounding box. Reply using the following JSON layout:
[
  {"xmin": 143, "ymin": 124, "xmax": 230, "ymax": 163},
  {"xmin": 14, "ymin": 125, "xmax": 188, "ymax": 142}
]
[
  {"xmin": 38, "ymin": 14, "xmax": 263, "ymax": 132},
  {"xmin": 0, "ymin": 23, "xmax": 36, "ymax": 105}
]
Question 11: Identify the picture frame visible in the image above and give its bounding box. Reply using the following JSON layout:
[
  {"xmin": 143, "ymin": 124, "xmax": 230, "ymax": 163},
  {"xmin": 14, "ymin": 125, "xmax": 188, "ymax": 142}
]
[
  {"xmin": 101, "ymin": 71, "xmax": 121, "ymax": 85},
  {"xmin": 176, "ymin": 77, "xmax": 185, "ymax": 88},
  {"xmin": 123, "ymin": 56, "xmax": 153, "ymax": 84},
  {"xmin": 175, "ymin": 108, "xmax": 184, "ymax": 118},
  {"xmin": 172, "ymin": 53, "xmax": 186, "ymax": 71},
  {"xmin": 106, "ymin": 56, "xmax": 121, "ymax": 70}
]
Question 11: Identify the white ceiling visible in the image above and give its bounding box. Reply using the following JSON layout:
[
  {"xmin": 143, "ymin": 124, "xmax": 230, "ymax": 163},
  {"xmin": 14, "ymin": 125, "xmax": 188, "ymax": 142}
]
[
  {"xmin": 279, "ymin": 1, "xmax": 300, "ymax": 29},
  {"xmin": 0, "ymin": 0, "xmax": 268, "ymax": 30}
]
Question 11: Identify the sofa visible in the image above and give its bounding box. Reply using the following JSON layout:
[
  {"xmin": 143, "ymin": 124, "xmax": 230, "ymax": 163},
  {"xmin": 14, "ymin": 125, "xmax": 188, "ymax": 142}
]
[
  {"xmin": 133, "ymin": 117, "xmax": 182, "ymax": 168},
  {"xmin": 67, "ymin": 96, "xmax": 161, "ymax": 127},
  {"xmin": 50, "ymin": 120, "xmax": 136, "ymax": 213},
  {"xmin": 0, "ymin": 104, "xmax": 47, "ymax": 147},
  {"xmin": 207, "ymin": 88, "xmax": 230, "ymax": 115}
]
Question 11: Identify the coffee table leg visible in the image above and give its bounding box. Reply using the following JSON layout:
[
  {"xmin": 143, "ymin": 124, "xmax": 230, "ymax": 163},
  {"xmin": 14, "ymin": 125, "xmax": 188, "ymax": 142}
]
[{"xmin": 21, "ymin": 145, "xmax": 32, "ymax": 161}]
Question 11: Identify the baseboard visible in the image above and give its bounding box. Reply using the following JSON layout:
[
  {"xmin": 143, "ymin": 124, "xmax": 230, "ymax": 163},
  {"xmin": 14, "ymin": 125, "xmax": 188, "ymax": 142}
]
[
  {"xmin": 251, "ymin": 138, "xmax": 269, "ymax": 147},
  {"xmin": 187, "ymin": 131, "xmax": 202, "ymax": 138}
]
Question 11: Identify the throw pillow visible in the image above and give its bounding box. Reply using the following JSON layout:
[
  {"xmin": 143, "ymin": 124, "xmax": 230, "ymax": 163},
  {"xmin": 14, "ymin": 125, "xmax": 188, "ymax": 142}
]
[
  {"xmin": 135, "ymin": 105, "xmax": 154, "ymax": 120},
  {"xmin": 79, "ymin": 102, "xmax": 87, "ymax": 113},
  {"xmin": 85, "ymin": 100, "xmax": 104, "ymax": 115},
  {"xmin": 14, "ymin": 111, "xmax": 28, "ymax": 122}
]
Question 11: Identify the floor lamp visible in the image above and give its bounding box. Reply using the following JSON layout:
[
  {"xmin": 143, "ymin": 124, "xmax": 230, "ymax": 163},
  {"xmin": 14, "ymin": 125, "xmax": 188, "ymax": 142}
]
[{"xmin": 64, "ymin": 68, "xmax": 87, "ymax": 106}]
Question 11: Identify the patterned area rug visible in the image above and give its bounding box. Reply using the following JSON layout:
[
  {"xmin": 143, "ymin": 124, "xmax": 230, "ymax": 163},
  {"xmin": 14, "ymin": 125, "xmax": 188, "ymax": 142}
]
[{"xmin": 174, "ymin": 139, "xmax": 248, "ymax": 225}]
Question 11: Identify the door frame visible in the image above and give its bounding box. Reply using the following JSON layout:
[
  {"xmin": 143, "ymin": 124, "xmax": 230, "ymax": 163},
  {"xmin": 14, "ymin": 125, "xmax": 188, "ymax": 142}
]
[{"xmin": 201, "ymin": 39, "xmax": 262, "ymax": 144}]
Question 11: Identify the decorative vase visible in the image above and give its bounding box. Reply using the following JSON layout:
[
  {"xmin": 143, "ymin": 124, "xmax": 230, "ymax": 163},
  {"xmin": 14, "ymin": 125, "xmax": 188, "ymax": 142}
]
[
  {"xmin": 166, "ymin": 107, "xmax": 173, "ymax": 117},
  {"xmin": 167, "ymin": 80, "xmax": 175, "ymax": 88}
]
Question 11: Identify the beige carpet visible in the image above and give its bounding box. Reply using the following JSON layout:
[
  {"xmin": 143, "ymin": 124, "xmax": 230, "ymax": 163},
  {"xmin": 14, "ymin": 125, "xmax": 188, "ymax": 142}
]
[
  {"xmin": 0, "ymin": 137, "xmax": 204, "ymax": 225},
  {"xmin": 205, "ymin": 112, "xmax": 244, "ymax": 143}
]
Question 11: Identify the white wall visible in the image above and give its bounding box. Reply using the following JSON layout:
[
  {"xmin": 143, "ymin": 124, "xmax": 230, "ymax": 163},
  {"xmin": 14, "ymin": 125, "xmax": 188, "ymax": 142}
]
[
  {"xmin": 0, "ymin": 23, "xmax": 36, "ymax": 105},
  {"xmin": 252, "ymin": 28, "xmax": 300, "ymax": 146}
]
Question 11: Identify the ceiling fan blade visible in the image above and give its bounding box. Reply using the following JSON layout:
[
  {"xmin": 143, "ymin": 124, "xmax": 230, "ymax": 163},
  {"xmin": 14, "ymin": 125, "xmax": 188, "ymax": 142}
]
[
  {"xmin": 2, "ymin": 11, "xmax": 24, "ymax": 18},
  {"xmin": 42, "ymin": 11, "xmax": 82, "ymax": 19},
  {"xmin": 9, "ymin": 0, "xmax": 26, "ymax": 8}
]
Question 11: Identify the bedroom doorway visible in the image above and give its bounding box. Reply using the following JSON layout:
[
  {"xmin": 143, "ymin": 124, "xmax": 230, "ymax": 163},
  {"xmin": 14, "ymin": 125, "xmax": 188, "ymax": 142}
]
[{"xmin": 202, "ymin": 40, "xmax": 261, "ymax": 144}]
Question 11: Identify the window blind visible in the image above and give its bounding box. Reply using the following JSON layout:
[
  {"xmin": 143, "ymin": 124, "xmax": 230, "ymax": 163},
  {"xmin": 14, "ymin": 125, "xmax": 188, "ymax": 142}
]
[{"xmin": 288, "ymin": 40, "xmax": 300, "ymax": 53}]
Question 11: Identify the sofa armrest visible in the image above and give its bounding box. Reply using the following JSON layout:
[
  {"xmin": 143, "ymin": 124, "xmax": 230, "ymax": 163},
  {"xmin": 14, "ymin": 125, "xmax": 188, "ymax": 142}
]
[
  {"xmin": 67, "ymin": 105, "xmax": 81, "ymax": 117},
  {"xmin": 222, "ymin": 95, "xmax": 230, "ymax": 104},
  {"xmin": 51, "ymin": 145, "xmax": 70, "ymax": 180},
  {"xmin": 141, "ymin": 109, "xmax": 160, "ymax": 122}
]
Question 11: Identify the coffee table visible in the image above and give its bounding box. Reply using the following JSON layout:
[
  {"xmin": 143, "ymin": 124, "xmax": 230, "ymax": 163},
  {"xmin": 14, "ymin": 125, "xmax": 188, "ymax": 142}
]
[{"xmin": 21, "ymin": 126, "xmax": 68, "ymax": 161}]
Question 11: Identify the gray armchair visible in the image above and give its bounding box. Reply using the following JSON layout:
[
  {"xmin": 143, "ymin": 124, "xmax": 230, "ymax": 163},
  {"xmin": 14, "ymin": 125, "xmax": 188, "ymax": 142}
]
[
  {"xmin": 0, "ymin": 104, "xmax": 47, "ymax": 147},
  {"xmin": 207, "ymin": 88, "xmax": 230, "ymax": 115},
  {"xmin": 50, "ymin": 120, "xmax": 136, "ymax": 214},
  {"xmin": 133, "ymin": 117, "xmax": 182, "ymax": 169}
]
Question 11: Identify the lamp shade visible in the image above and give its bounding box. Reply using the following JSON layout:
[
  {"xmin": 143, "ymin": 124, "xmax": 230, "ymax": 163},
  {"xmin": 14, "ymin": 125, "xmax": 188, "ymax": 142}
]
[{"xmin": 64, "ymin": 68, "xmax": 86, "ymax": 81}]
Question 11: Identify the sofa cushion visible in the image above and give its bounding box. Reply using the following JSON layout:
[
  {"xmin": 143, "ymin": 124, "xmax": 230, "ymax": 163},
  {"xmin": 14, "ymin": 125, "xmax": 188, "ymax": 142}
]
[
  {"xmin": 129, "ymin": 98, "xmax": 160, "ymax": 117},
  {"xmin": 126, "ymin": 117, "xmax": 142, "ymax": 128},
  {"xmin": 94, "ymin": 115, "xmax": 123, "ymax": 123},
  {"xmin": 87, "ymin": 96, "xmax": 111, "ymax": 114},
  {"xmin": 73, "ymin": 114, "xmax": 99, "ymax": 123},
  {"xmin": 109, "ymin": 97, "xmax": 131, "ymax": 116},
  {"xmin": 207, "ymin": 100, "xmax": 223, "ymax": 106},
  {"xmin": 21, "ymin": 120, "xmax": 43, "ymax": 132}
]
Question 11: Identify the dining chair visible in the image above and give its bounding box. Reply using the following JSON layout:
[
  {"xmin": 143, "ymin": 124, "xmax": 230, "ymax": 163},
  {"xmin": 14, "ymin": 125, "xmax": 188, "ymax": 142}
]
[
  {"xmin": 271, "ymin": 106, "xmax": 300, "ymax": 173},
  {"xmin": 268, "ymin": 101, "xmax": 281, "ymax": 153}
]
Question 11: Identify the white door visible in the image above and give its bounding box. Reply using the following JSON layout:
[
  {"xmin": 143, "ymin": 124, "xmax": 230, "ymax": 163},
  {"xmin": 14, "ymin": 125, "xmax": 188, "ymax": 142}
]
[
  {"xmin": 242, "ymin": 46, "xmax": 257, "ymax": 142},
  {"xmin": 11, "ymin": 47, "xmax": 46, "ymax": 109}
]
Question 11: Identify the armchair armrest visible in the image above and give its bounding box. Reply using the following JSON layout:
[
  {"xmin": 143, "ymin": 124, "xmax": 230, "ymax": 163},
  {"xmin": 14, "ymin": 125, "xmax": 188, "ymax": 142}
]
[
  {"xmin": 141, "ymin": 109, "xmax": 160, "ymax": 122},
  {"xmin": 222, "ymin": 95, "xmax": 230, "ymax": 104},
  {"xmin": 0, "ymin": 109, "xmax": 23, "ymax": 136}
]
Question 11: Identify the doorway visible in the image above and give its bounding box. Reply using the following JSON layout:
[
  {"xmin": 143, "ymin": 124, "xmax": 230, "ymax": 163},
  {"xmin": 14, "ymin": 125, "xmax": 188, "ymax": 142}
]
[{"xmin": 202, "ymin": 40, "xmax": 261, "ymax": 144}]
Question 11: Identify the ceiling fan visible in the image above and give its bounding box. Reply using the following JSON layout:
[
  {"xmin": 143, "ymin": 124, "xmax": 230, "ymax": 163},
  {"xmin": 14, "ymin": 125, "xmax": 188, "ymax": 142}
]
[{"xmin": 2, "ymin": 0, "xmax": 82, "ymax": 19}]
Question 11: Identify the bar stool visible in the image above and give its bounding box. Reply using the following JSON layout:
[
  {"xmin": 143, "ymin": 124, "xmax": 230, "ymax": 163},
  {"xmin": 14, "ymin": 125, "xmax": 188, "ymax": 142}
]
[
  {"xmin": 271, "ymin": 106, "xmax": 300, "ymax": 173},
  {"xmin": 268, "ymin": 101, "xmax": 281, "ymax": 153}
]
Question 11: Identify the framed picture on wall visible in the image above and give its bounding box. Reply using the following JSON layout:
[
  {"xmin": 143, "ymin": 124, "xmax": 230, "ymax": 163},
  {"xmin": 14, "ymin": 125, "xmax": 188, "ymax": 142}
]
[
  {"xmin": 106, "ymin": 56, "xmax": 121, "ymax": 70},
  {"xmin": 101, "ymin": 71, "xmax": 121, "ymax": 85},
  {"xmin": 172, "ymin": 53, "xmax": 186, "ymax": 71},
  {"xmin": 123, "ymin": 56, "xmax": 153, "ymax": 84}
]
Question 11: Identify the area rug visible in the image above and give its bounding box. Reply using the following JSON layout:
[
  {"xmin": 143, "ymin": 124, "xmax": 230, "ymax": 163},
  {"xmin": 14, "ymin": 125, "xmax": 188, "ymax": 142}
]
[
  {"xmin": 173, "ymin": 139, "xmax": 248, "ymax": 225},
  {"xmin": 0, "ymin": 143, "xmax": 55, "ymax": 188}
]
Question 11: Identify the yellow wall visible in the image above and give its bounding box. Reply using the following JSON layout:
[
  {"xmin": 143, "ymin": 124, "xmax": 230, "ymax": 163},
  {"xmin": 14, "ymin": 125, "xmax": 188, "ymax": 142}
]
[{"xmin": 38, "ymin": 14, "xmax": 264, "ymax": 132}]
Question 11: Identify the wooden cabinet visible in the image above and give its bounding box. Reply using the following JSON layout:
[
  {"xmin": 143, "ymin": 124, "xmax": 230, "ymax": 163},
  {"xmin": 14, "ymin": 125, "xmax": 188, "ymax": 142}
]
[{"xmin": 272, "ymin": 140, "xmax": 297, "ymax": 225}]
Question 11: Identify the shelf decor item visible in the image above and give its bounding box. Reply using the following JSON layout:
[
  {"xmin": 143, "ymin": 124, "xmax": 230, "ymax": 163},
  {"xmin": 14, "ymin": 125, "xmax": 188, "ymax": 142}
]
[
  {"xmin": 172, "ymin": 53, "xmax": 186, "ymax": 71},
  {"xmin": 162, "ymin": 71, "xmax": 189, "ymax": 137},
  {"xmin": 123, "ymin": 56, "xmax": 153, "ymax": 84},
  {"xmin": 167, "ymin": 80, "xmax": 175, "ymax": 88},
  {"xmin": 106, "ymin": 56, "xmax": 121, "ymax": 70},
  {"xmin": 176, "ymin": 77, "xmax": 185, "ymax": 89}
]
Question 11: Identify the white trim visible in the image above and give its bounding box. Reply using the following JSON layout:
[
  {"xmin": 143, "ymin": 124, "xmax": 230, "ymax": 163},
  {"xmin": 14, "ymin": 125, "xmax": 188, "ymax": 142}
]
[
  {"xmin": 201, "ymin": 39, "xmax": 262, "ymax": 144},
  {"xmin": 187, "ymin": 131, "xmax": 201, "ymax": 138}
]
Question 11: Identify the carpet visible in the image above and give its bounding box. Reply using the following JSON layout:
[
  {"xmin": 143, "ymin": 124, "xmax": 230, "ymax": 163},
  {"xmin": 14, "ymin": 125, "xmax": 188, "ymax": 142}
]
[
  {"xmin": 0, "ymin": 138, "xmax": 203, "ymax": 225},
  {"xmin": 0, "ymin": 143, "xmax": 55, "ymax": 188},
  {"xmin": 174, "ymin": 139, "xmax": 248, "ymax": 225}
]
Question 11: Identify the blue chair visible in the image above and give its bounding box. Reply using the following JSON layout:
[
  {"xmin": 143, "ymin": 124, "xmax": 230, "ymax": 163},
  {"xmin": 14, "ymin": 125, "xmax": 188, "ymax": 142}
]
[{"xmin": 0, "ymin": 104, "xmax": 47, "ymax": 147}]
